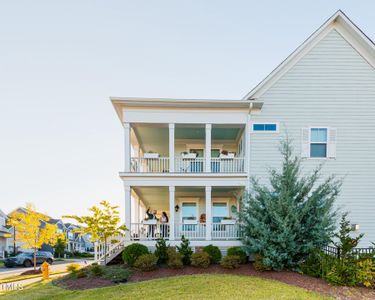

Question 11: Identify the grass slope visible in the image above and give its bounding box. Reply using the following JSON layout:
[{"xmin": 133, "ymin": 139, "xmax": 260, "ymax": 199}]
[{"xmin": 1, "ymin": 274, "xmax": 331, "ymax": 300}]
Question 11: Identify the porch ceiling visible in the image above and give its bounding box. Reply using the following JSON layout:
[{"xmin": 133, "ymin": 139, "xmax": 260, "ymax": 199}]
[
  {"xmin": 132, "ymin": 124, "xmax": 244, "ymax": 155},
  {"xmin": 132, "ymin": 186, "xmax": 243, "ymax": 211}
]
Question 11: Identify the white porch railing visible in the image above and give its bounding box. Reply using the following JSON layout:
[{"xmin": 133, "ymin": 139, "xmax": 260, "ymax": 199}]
[
  {"xmin": 130, "ymin": 157, "xmax": 170, "ymax": 173},
  {"xmin": 130, "ymin": 223, "xmax": 170, "ymax": 240},
  {"xmin": 175, "ymin": 222, "xmax": 206, "ymax": 240},
  {"xmin": 129, "ymin": 222, "xmax": 241, "ymax": 241},
  {"xmin": 130, "ymin": 157, "xmax": 245, "ymax": 173},
  {"xmin": 211, "ymin": 157, "xmax": 245, "ymax": 173},
  {"xmin": 211, "ymin": 223, "xmax": 241, "ymax": 240},
  {"xmin": 174, "ymin": 157, "xmax": 205, "ymax": 173}
]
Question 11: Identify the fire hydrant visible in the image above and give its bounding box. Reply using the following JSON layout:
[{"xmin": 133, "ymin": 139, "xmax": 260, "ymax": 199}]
[{"xmin": 41, "ymin": 261, "xmax": 50, "ymax": 280}]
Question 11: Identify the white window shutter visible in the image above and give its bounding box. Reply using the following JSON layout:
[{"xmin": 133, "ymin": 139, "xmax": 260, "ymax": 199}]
[
  {"xmin": 301, "ymin": 128, "xmax": 309, "ymax": 158},
  {"xmin": 327, "ymin": 128, "xmax": 337, "ymax": 158}
]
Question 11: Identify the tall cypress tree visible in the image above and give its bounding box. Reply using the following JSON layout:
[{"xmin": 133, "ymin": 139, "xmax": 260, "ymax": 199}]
[{"xmin": 240, "ymin": 138, "xmax": 341, "ymax": 270}]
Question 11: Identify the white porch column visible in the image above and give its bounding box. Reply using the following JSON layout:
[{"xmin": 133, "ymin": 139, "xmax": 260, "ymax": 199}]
[
  {"xmin": 169, "ymin": 186, "xmax": 175, "ymax": 241},
  {"xmin": 205, "ymin": 186, "xmax": 212, "ymax": 240},
  {"xmin": 205, "ymin": 124, "xmax": 212, "ymax": 172},
  {"xmin": 245, "ymin": 114, "xmax": 251, "ymax": 174},
  {"xmin": 124, "ymin": 185, "xmax": 131, "ymax": 241},
  {"xmin": 124, "ymin": 123, "xmax": 131, "ymax": 172},
  {"xmin": 169, "ymin": 124, "xmax": 175, "ymax": 173}
]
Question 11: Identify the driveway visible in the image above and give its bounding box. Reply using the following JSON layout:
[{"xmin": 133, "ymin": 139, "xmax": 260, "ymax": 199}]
[{"xmin": 0, "ymin": 259, "xmax": 91, "ymax": 279}]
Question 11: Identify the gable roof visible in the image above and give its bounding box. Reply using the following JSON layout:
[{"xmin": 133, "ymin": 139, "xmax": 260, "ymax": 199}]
[{"xmin": 243, "ymin": 10, "xmax": 375, "ymax": 100}]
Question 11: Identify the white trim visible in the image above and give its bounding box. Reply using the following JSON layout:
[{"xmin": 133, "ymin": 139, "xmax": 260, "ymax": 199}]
[
  {"xmin": 250, "ymin": 122, "xmax": 279, "ymax": 133},
  {"xmin": 243, "ymin": 10, "xmax": 375, "ymax": 100}
]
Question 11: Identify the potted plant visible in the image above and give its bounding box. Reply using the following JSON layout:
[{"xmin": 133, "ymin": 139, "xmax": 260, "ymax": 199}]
[
  {"xmin": 144, "ymin": 151, "xmax": 159, "ymax": 159},
  {"xmin": 219, "ymin": 150, "xmax": 235, "ymax": 158}
]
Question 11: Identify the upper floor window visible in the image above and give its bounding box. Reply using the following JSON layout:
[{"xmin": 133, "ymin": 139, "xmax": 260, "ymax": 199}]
[
  {"xmin": 310, "ymin": 128, "xmax": 327, "ymax": 158},
  {"xmin": 252, "ymin": 123, "xmax": 278, "ymax": 132},
  {"xmin": 301, "ymin": 127, "xmax": 337, "ymax": 159}
]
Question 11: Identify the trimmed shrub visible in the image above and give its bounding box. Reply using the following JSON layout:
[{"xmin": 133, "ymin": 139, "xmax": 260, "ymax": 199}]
[
  {"xmin": 102, "ymin": 266, "xmax": 131, "ymax": 283},
  {"xmin": 66, "ymin": 263, "xmax": 80, "ymax": 273},
  {"xmin": 203, "ymin": 245, "xmax": 222, "ymax": 264},
  {"xmin": 122, "ymin": 243, "xmax": 149, "ymax": 266},
  {"xmin": 89, "ymin": 264, "xmax": 104, "ymax": 277},
  {"xmin": 301, "ymin": 250, "xmax": 323, "ymax": 278},
  {"xmin": 177, "ymin": 235, "xmax": 193, "ymax": 265},
  {"xmin": 227, "ymin": 247, "xmax": 247, "ymax": 264},
  {"xmin": 191, "ymin": 252, "xmax": 210, "ymax": 268},
  {"xmin": 134, "ymin": 254, "xmax": 158, "ymax": 271},
  {"xmin": 154, "ymin": 238, "xmax": 169, "ymax": 264},
  {"xmin": 167, "ymin": 248, "xmax": 183, "ymax": 269},
  {"xmin": 253, "ymin": 254, "xmax": 271, "ymax": 272},
  {"xmin": 221, "ymin": 255, "xmax": 241, "ymax": 269},
  {"xmin": 75, "ymin": 269, "xmax": 88, "ymax": 278}
]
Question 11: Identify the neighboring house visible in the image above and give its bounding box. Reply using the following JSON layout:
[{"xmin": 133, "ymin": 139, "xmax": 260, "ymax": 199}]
[
  {"xmin": 64, "ymin": 223, "xmax": 93, "ymax": 253},
  {"xmin": 110, "ymin": 10, "xmax": 375, "ymax": 250},
  {"xmin": 5, "ymin": 208, "xmax": 93, "ymax": 254},
  {"xmin": 0, "ymin": 210, "xmax": 12, "ymax": 257}
]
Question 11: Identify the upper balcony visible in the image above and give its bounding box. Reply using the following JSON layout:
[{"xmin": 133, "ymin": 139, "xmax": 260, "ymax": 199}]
[{"xmin": 125, "ymin": 123, "xmax": 247, "ymax": 175}]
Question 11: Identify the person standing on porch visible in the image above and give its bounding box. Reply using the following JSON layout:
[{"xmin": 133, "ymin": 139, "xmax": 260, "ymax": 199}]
[
  {"xmin": 160, "ymin": 211, "xmax": 169, "ymax": 238},
  {"xmin": 146, "ymin": 208, "xmax": 157, "ymax": 237}
]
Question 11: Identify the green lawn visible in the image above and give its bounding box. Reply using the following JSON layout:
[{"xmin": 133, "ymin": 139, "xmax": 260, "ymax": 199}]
[{"xmin": 1, "ymin": 274, "xmax": 331, "ymax": 300}]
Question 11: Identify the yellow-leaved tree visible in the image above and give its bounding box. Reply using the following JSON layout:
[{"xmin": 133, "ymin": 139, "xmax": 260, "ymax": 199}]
[
  {"xmin": 64, "ymin": 200, "xmax": 127, "ymax": 264},
  {"xmin": 7, "ymin": 203, "xmax": 58, "ymax": 270}
]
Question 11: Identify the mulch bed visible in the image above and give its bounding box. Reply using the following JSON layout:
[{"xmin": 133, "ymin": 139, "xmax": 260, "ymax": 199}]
[
  {"xmin": 129, "ymin": 264, "xmax": 375, "ymax": 300},
  {"xmin": 53, "ymin": 264, "xmax": 375, "ymax": 299}
]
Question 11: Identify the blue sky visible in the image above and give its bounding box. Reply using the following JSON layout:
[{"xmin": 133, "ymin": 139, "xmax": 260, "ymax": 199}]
[{"xmin": 0, "ymin": 1, "xmax": 374, "ymax": 220}]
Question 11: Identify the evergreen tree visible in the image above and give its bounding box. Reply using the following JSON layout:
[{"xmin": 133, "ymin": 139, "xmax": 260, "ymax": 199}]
[
  {"xmin": 177, "ymin": 235, "xmax": 193, "ymax": 265},
  {"xmin": 334, "ymin": 212, "xmax": 364, "ymax": 258},
  {"xmin": 154, "ymin": 238, "xmax": 169, "ymax": 264},
  {"xmin": 240, "ymin": 138, "xmax": 341, "ymax": 270}
]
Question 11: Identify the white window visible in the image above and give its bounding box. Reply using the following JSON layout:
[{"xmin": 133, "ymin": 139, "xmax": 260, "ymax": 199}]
[
  {"xmin": 212, "ymin": 202, "xmax": 228, "ymax": 223},
  {"xmin": 181, "ymin": 202, "xmax": 198, "ymax": 221},
  {"xmin": 0, "ymin": 217, "xmax": 5, "ymax": 227},
  {"xmin": 301, "ymin": 127, "xmax": 337, "ymax": 159},
  {"xmin": 310, "ymin": 128, "xmax": 327, "ymax": 157}
]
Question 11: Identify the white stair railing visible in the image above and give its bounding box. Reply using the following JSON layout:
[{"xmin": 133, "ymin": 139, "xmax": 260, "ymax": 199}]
[{"xmin": 94, "ymin": 234, "xmax": 126, "ymax": 264}]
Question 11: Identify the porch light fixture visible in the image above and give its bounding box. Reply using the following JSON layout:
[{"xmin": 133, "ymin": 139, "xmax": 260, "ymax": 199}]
[
  {"xmin": 175, "ymin": 205, "xmax": 180, "ymax": 212},
  {"xmin": 351, "ymin": 224, "xmax": 360, "ymax": 231}
]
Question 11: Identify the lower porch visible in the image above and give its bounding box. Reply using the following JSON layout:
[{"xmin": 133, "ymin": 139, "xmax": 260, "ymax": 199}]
[{"xmin": 127, "ymin": 186, "xmax": 244, "ymax": 242}]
